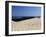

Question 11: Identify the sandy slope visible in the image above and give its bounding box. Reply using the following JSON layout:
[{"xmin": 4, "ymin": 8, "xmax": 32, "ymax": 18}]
[{"xmin": 11, "ymin": 18, "xmax": 41, "ymax": 31}]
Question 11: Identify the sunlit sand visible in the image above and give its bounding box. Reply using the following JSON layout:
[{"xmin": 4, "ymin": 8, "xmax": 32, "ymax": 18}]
[{"xmin": 11, "ymin": 18, "xmax": 41, "ymax": 31}]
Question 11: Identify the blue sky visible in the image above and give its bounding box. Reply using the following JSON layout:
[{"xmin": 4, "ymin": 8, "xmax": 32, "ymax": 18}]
[{"xmin": 12, "ymin": 6, "xmax": 41, "ymax": 17}]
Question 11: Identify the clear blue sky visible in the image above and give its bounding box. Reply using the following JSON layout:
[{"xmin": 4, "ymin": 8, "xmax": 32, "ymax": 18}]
[{"xmin": 12, "ymin": 6, "xmax": 41, "ymax": 17}]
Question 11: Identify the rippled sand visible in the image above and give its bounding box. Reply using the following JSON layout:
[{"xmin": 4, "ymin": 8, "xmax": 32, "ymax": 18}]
[{"xmin": 11, "ymin": 18, "xmax": 41, "ymax": 31}]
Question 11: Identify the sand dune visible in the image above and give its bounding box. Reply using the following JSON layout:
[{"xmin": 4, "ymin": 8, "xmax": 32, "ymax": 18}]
[{"xmin": 11, "ymin": 18, "xmax": 41, "ymax": 31}]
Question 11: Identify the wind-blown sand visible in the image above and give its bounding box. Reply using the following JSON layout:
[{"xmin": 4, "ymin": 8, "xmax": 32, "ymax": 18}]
[{"xmin": 11, "ymin": 18, "xmax": 41, "ymax": 31}]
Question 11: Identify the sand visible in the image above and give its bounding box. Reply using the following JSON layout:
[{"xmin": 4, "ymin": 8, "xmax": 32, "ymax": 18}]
[{"xmin": 11, "ymin": 18, "xmax": 41, "ymax": 31}]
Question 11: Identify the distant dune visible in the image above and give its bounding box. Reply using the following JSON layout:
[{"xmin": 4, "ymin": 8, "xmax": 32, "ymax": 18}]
[{"xmin": 11, "ymin": 17, "xmax": 41, "ymax": 31}]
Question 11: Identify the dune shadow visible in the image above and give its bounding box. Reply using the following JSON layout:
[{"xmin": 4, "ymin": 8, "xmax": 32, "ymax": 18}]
[{"xmin": 12, "ymin": 16, "xmax": 40, "ymax": 22}]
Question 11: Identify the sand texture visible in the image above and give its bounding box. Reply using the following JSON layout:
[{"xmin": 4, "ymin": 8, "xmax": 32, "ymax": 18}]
[{"xmin": 11, "ymin": 18, "xmax": 41, "ymax": 31}]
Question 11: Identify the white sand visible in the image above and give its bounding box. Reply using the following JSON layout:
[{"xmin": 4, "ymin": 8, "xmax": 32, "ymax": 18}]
[{"xmin": 11, "ymin": 18, "xmax": 41, "ymax": 31}]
